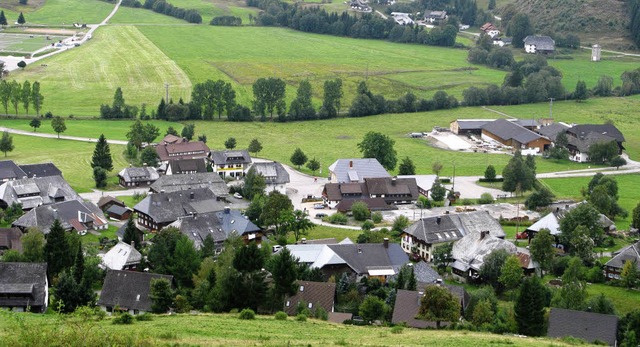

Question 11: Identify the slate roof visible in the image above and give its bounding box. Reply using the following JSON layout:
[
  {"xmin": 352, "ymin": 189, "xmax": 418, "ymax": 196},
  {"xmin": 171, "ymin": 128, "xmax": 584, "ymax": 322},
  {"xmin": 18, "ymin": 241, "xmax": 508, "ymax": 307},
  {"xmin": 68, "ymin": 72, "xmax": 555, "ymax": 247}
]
[
  {"xmin": 156, "ymin": 141, "xmax": 209, "ymax": 162},
  {"xmin": 605, "ymin": 241, "xmax": 640, "ymax": 271},
  {"xmin": 168, "ymin": 209, "xmax": 261, "ymax": 249},
  {"xmin": 149, "ymin": 172, "xmax": 228, "ymax": 196},
  {"xmin": 13, "ymin": 200, "xmax": 107, "ymax": 234},
  {"xmin": 118, "ymin": 166, "xmax": 159, "ymax": 184},
  {"xmin": 567, "ymin": 131, "xmax": 617, "ymax": 153},
  {"xmin": 249, "ymin": 162, "xmax": 290, "ymax": 185},
  {"xmin": 168, "ymin": 159, "xmax": 207, "ymax": 174},
  {"xmin": 97, "ymin": 196, "xmax": 126, "ymax": 210},
  {"xmin": 106, "ymin": 204, "xmax": 130, "ymax": 218},
  {"xmin": 116, "ymin": 220, "xmax": 143, "ymax": 241},
  {"xmin": 412, "ymin": 261, "xmax": 440, "ymax": 285},
  {"xmin": 567, "ymin": 124, "xmax": 625, "ymax": 143},
  {"xmin": 0, "ymin": 175, "xmax": 81, "ymax": 210},
  {"xmin": 0, "ymin": 160, "xmax": 26, "ymax": 181},
  {"xmin": 328, "ymin": 159, "xmax": 390, "ymax": 183},
  {"xmin": 547, "ymin": 308, "xmax": 618, "ymax": 346},
  {"xmin": 284, "ymin": 281, "xmax": 336, "ymax": 316},
  {"xmin": 328, "ymin": 243, "xmax": 409, "ymax": 275},
  {"xmin": 0, "ymin": 262, "xmax": 47, "ymax": 309},
  {"xmin": 134, "ymin": 188, "xmax": 226, "ymax": 224},
  {"xmin": 537, "ymin": 123, "xmax": 569, "ymax": 142},
  {"xmin": 209, "ymin": 149, "xmax": 251, "ymax": 165},
  {"xmin": 450, "ymin": 211, "xmax": 506, "ymax": 239},
  {"xmin": 452, "ymin": 230, "xmax": 516, "ymax": 272},
  {"xmin": 324, "ymin": 177, "xmax": 419, "ymax": 205},
  {"xmin": 101, "ymin": 242, "xmax": 142, "ymax": 270},
  {"xmin": 98, "ymin": 270, "xmax": 173, "ymax": 312},
  {"xmin": 391, "ymin": 286, "xmax": 467, "ymax": 329},
  {"xmin": 451, "ymin": 119, "xmax": 494, "ymax": 131},
  {"xmin": 523, "ymin": 35, "xmax": 555, "ymax": 51},
  {"xmin": 482, "ymin": 119, "xmax": 546, "ymax": 145},
  {"xmin": 424, "ymin": 10, "xmax": 447, "ymax": 20},
  {"xmin": 0, "ymin": 227, "xmax": 23, "ymax": 252},
  {"xmin": 405, "ymin": 215, "xmax": 464, "ymax": 244},
  {"xmin": 18, "ymin": 163, "xmax": 62, "ymax": 178}
]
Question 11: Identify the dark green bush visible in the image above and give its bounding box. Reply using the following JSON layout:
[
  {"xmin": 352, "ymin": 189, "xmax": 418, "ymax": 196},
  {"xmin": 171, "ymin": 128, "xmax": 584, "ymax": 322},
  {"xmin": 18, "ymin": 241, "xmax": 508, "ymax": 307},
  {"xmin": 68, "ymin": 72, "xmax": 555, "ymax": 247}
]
[{"xmin": 239, "ymin": 308, "xmax": 256, "ymax": 320}]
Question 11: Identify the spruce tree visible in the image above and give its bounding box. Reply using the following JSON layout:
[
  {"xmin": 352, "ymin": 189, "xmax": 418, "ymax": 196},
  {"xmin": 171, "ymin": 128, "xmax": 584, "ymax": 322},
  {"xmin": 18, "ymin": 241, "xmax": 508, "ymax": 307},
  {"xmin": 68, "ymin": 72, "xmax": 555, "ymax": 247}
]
[
  {"xmin": 91, "ymin": 134, "xmax": 113, "ymax": 171},
  {"xmin": 407, "ymin": 267, "xmax": 417, "ymax": 290},
  {"xmin": 0, "ymin": 11, "xmax": 7, "ymax": 26},
  {"xmin": 515, "ymin": 276, "xmax": 546, "ymax": 336},
  {"xmin": 17, "ymin": 12, "xmax": 25, "ymax": 25},
  {"xmin": 73, "ymin": 242, "xmax": 84, "ymax": 284},
  {"xmin": 45, "ymin": 219, "xmax": 71, "ymax": 280},
  {"xmin": 122, "ymin": 215, "xmax": 141, "ymax": 250}
]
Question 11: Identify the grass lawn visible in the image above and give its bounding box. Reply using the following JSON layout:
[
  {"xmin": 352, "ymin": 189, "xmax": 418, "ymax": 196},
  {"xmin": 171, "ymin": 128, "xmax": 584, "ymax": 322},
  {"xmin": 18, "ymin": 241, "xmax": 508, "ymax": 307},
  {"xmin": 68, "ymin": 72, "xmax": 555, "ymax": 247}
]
[
  {"xmin": 0, "ymin": 311, "xmax": 585, "ymax": 346},
  {"xmin": 0, "ymin": 0, "xmax": 115, "ymax": 25},
  {"xmin": 540, "ymin": 174, "xmax": 640, "ymax": 230},
  {"xmin": 586, "ymin": 283, "xmax": 640, "ymax": 316},
  {"xmin": 12, "ymin": 25, "xmax": 192, "ymax": 116},
  {"xmin": 109, "ymin": 7, "xmax": 191, "ymax": 24},
  {"xmin": 4, "ymin": 134, "xmax": 129, "ymax": 193},
  {"xmin": 548, "ymin": 52, "xmax": 640, "ymax": 91},
  {"xmin": 0, "ymin": 33, "xmax": 67, "ymax": 54},
  {"xmin": 82, "ymin": 224, "xmax": 119, "ymax": 244},
  {"xmin": 164, "ymin": 0, "xmax": 259, "ymax": 24}
]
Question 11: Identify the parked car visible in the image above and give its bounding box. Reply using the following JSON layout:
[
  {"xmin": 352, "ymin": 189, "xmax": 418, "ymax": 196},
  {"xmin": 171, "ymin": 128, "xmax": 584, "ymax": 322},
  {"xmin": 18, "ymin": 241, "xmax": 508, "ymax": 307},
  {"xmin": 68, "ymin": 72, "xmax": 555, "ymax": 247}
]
[
  {"xmin": 315, "ymin": 213, "xmax": 327, "ymax": 219},
  {"xmin": 313, "ymin": 203, "xmax": 326, "ymax": 209},
  {"xmin": 233, "ymin": 192, "xmax": 243, "ymax": 199}
]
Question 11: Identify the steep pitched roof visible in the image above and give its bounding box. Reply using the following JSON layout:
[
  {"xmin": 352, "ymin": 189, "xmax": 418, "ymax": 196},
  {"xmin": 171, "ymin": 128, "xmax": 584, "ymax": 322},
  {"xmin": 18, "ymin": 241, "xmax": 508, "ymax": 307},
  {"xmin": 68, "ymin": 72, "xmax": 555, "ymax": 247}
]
[
  {"xmin": 0, "ymin": 227, "xmax": 23, "ymax": 252},
  {"xmin": 537, "ymin": 123, "xmax": 569, "ymax": 142},
  {"xmin": 526, "ymin": 211, "xmax": 561, "ymax": 235},
  {"xmin": 209, "ymin": 150, "xmax": 251, "ymax": 165},
  {"xmin": 482, "ymin": 119, "xmax": 546, "ymax": 145},
  {"xmin": 0, "ymin": 160, "xmax": 26, "ymax": 181},
  {"xmin": 18, "ymin": 163, "xmax": 62, "ymax": 178},
  {"xmin": 605, "ymin": 241, "xmax": 640, "ymax": 270},
  {"xmin": 523, "ymin": 35, "xmax": 555, "ymax": 51},
  {"xmin": 0, "ymin": 175, "xmax": 81, "ymax": 210},
  {"xmin": 155, "ymin": 141, "xmax": 209, "ymax": 162},
  {"xmin": 118, "ymin": 166, "xmax": 159, "ymax": 183},
  {"xmin": 97, "ymin": 196, "xmax": 126, "ymax": 210},
  {"xmin": 365, "ymin": 177, "xmax": 419, "ymax": 200},
  {"xmin": 134, "ymin": 188, "xmax": 226, "ymax": 224},
  {"xmin": 328, "ymin": 243, "xmax": 408, "ymax": 275},
  {"xmin": 168, "ymin": 209, "xmax": 261, "ymax": 249},
  {"xmin": 404, "ymin": 215, "xmax": 464, "ymax": 244},
  {"xmin": 249, "ymin": 162, "xmax": 290, "ymax": 185},
  {"xmin": 567, "ymin": 131, "xmax": 617, "ymax": 153},
  {"xmin": 0, "ymin": 262, "xmax": 47, "ymax": 308},
  {"xmin": 101, "ymin": 242, "xmax": 142, "ymax": 270},
  {"xmin": 98, "ymin": 270, "xmax": 173, "ymax": 312},
  {"xmin": 328, "ymin": 159, "xmax": 390, "ymax": 183},
  {"xmin": 168, "ymin": 159, "xmax": 207, "ymax": 174},
  {"xmin": 450, "ymin": 211, "xmax": 506, "ymax": 239},
  {"xmin": 284, "ymin": 281, "xmax": 336, "ymax": 315},
  {"xmin": 149, "ymin": 172, "xmax": 228, "ymax": 196},
  {"xmin": 568, "ymin": 124, "xmax": 625, "ymax": 143},
  {"xmin": 13, "ymin": 200, "xmax": 107, "ymax": 234},
  {"xmin": 412, "ymin": 261, "xmax": 440, "ymax": 285},
  {"xmin": 452, "ymin": 231, "xmax": 516, "ymax": 272},
  {"xmin": 547, "ymin": 308, "xmax": 618, "ymax": 346}
]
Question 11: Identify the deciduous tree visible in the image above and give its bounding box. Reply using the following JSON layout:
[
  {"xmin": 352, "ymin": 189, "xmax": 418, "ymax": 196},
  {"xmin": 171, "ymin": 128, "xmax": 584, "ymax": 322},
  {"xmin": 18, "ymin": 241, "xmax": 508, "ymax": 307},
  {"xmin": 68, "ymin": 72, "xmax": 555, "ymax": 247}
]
[
  {"xmin": 357, "ymin": 131, "xmax": 397, "ymax": 171},
  {"xmin": 0, "ymin": 131, "xmax": 14, "ymax": 157},
  {"xmin": 530, "ymin": 228, "xmax": 554, "ymax": 275},
  {"xmin": 29, "ymin": 117, "xmax": 40, "ymax": 132},
  {"xmin": 140, "ymin": 146, "xmax": 159, "ymax": 167},
  {"xmin": 418, "ymin": 285, "xmax": 461, "ymax": 328},
  {"xmin": 290, "ymin": 147, "xmax": 308, "ymax": 169},
  {"xmin": 51, "ymin": 116, "xmax": 66, "ymax": 138},
  {"xmin": 252, "ymin": 77, "xmax": 286, "ymax": 120},
  {"xmin": 499, "ymin": 255, "xmax": 524, "ymax": 291},
  {"xmin": 30, "ymin": 81, "xmax": 44, "ymax": 117},
  {"xmin": 224, "ymin": 137, "xmax": 236, "ymax": 149},
  {"xmin": 21, "ymin": 228, "xmax": 45, "ymax": 262},
  {"xmin": 248, "ymin": 138, "xmax": 262, "ymax": 156}
]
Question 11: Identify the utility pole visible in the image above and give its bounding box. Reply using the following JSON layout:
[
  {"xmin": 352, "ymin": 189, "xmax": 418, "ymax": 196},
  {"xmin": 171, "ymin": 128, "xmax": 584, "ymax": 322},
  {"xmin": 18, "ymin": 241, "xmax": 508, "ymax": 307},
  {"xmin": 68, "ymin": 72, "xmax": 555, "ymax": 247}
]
[
  {"xmin": 164, "ymin": 82, "xmax": 169, "ymax": 103},
  {"xmin": 548, "ymin": 97, "xmax": 554, "ymax": 119}
]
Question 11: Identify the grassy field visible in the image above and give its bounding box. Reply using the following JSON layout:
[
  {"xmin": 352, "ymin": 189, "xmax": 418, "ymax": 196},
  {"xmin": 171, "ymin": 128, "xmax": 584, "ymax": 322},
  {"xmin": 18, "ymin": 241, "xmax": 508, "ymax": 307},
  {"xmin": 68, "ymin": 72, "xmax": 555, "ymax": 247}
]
[
  {"xmin": 586, "ymin": 283, "xmax": 640, "ymax": 316},
  {"xmin": 0, "ymin": 311, "xmax": 589, "ymax": 346},
  {"xmin": 3, "ymin": 133, "xmax": 129, "ymax": 193},
  {"xmin": 12, "ymin": 25, "xmax": 192, "ymax": 116},
  {"xmin": 540, "ymin": 174, "xmax": 639, "ymax": 231},
  {"xmin": 109, "ymin": 7, "xmax": 192, "ymax": 24},
  {"xmin": 167, "ymin": 0, "xmax": 259, "ymax": 24},
  {"xmin": 0, "ymin": 0, "xmax": 115, "ymax": 25},
  {"xmin": 0, "ymin": 33, "xmax": 67, "ymax": 54}
]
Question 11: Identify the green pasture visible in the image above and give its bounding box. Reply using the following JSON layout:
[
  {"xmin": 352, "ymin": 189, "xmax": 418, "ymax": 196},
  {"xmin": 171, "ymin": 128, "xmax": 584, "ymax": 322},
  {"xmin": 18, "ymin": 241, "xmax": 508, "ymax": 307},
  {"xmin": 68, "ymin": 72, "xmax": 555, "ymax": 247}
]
[
  {"xmin": 540, "ymin": 174, "xmax": 640, "ymax": 231},
  {"xmin": 0, "ymin": 311, "xmax": 586, "ymax": 346},
  {"xmin": 3, "ymin": 133, "xmax": 128, "ymax": 193},
  {"xmin": 586, "ymin": 283, "xmax": 640, "ymax": 316},
  {"xmin": 166, "ymin": 0, "xmax": 259, "ymax": 24},
  {"xmin": 0, "ymin": 0, "xmax": 115, "ymax": 25},
  {"xmin": 109, "ymin": 6, "xmax": 189, "ymax": 24},
  {"xmin": 0, "ymin": 33, "xmax": 66, "ymax": 54},
  {"xmin": 12, "ymin": 25, "xmax": 192, "ymax": 116},
  {"xmin": 548, "ymin": 51, "xmax": 640, "ymax": 91}
]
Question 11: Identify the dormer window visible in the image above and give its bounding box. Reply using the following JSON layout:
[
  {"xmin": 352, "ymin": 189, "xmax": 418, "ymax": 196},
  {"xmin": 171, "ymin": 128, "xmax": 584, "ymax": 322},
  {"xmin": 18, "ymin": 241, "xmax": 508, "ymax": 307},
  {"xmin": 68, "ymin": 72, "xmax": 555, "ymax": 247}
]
[{"xmin": 299, "ymin": 285, "xmax": 304, "ymax": 292}]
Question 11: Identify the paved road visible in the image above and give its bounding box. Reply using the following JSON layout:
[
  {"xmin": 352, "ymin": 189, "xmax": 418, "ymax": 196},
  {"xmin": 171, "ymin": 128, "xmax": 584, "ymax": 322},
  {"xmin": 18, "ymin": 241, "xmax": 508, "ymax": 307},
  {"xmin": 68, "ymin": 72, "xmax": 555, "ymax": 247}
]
[{"xmin": 0, "ymin": 126, "xmax": 129, "ymax": 145}]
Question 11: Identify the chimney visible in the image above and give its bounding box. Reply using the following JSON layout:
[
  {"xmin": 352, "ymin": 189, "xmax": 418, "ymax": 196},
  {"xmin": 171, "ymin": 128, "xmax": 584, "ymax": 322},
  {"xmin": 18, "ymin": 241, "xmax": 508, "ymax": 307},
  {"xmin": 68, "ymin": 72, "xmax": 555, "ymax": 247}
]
[
  {"xmin": 392, "ymin": 176, "xmax": 397, "ymax": 185},
  {"xmin": 301, "ymin": 238, "xmax": 307, "ymax": 244},
  {"xmin": 129, "ymin": 163, "xmax": 132, "ymax": 168},
  {"xmin": 436, "ymin": 216, "xmax": 441, "ymax": 225},
  {"xmin": 224, "ymin": 207, "xmax": 230, "ymax": 214},
  {"xmin": 53, "ymin": 209, "xmax": 58, "ymax": 220},
  {"xmin": 143, "ymin": 163, "xmax": 147, "ymax": 167},
  {"xmin": 160, "ymin": 189, "xmax": 165, "ymax": 194},
  {"xmin": 190, "ymin": 191, "xmax": 194, "ymax": 200},
  {"xmin": 131, "ymin": 241, "xmax": 135, "ymax": 249},
  {"xmin": 383, "ymin": 238, "xmax": 389, "ymax": 249},
  {"xmin": 480, "ymin": 231, "xmax": 488, "ymax": 240},
  {"xmin": 349, "ymin": 160, "xmax": 353, "ymax": 169},
  {"xmin": 357, "ymin": 246, "xmax": 362, "ymax": 254}
]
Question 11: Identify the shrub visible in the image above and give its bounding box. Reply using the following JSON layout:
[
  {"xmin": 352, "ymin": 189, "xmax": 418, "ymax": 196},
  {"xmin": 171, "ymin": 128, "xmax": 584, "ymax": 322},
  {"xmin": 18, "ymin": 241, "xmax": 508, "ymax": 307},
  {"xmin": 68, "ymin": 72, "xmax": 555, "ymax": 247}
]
[
  {"xmin": 239, "ymin": 308, "xmax": 256, "ymax": 320},
  {"xmin": 477, "ymin": 193, "xmax": 494, "ymax": 204},
  {"xmin": 274, "ymin": 311, "xmax": 288, "ymax": 320},
  {"xmin": 361, "ymin": 220, "xmax": 375, "ymax": 231},
  {"xmin": 351, "ymin": 201, "xmax": 370, "ymax": 221},
  {"xmin": 296, "ymin": 313, "xmax": 307, "ymax": 322},
  {"xmin": 229, "ymin": 308, "xmax": 239, "ymax": 314},
  {"xmin": 112, "ymin": 313, "xmax": 134, "ymax": 325},
  {"xmin": 461, "ymin": 198, "xmax": 474, "ymax": 205},
  {"xmin": 136, "ymin": 312, "xmax": 153, "ymax": 321},
  {"xmin": 328, "ymin": 213, "xmax": 348, "ymax": 225},
  {"xmin": 371, "ymin": 212, "xmax": 383, "ymax": 224},
  {"xmin": 390, "ymin": 325, "xmax": 404, "ymax": 334},
  {"xmin": 314, "ymin": 307, "xmax": 328, "ymax": 320}
]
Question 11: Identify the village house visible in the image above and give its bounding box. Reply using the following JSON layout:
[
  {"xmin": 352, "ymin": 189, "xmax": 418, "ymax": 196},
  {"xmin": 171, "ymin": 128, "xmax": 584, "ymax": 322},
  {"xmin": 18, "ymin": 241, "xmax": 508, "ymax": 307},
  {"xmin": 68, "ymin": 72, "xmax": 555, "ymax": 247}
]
[
  {"xmin": 165, "ymin": 158, "xmax": 207, "ymax": 175},
  {"xmin": 523, "ymin": 35, "xmax": 555, "ymax": 54},
  {"xmin": 248, "ymin": 162, "xmax": 290, "ymax": 194},
  {"xmin": 100, "ymin": 241, "xmax": 142, "ymax": 271},
  {"xmin": 0, "ymin": 262, "xmax": 48, "ymax": 313},
  {"xmin": 547, "ymin": 308, "xmax": 618, "ymax": 346},
  {"xmin": 0, "ymin": 175, "xmax": 81, "ymax": 210},
  {"xmin": 133, "ymin": 188, "xmax": 227, "ymax": 231},
  {"xmin": 328, "ymin": 158, "xmax": 390, "ymax": 183},
  {"xmin": 118, "ymin": 166, "xmax": 159, "ymax": 188},
  {"xmin": 323, "ymin": 177, "xmax": 419, "ymax": 212},
  {"xmin": 424, "ymin": 10, "xmax": 447, "ymax": 24},
  {"xmin": 167, "ymin": 207, "xmax": 262, "ymax": 252},
  {"xmin": 451, "ymin": 229, "xmax": 517, "ymax": 282},
  {"xmin": 492, "ymin": 37, "xmax": 512, "ymax": 47},
  {"xmin": 0, "ymin": 227, "xmax": 23, "ymax": 255},
  {"xmin": 209, "ymin": 149, "xmax": 252, "ymax": 179},
  {"xmin": 284, "ymin": 281, "xmax": 336, "ymax": 316},
  {"xmin": 390, "ymin": 12, "xmax": 414, "ymax": 25},
  {"xmin": 98, "ymin": 270, "xmax": 174, "ymax": 315},
  {"xmin": 18, "ymin": 162, "xmax": 62, "ymax": 178},
  {"xmin": 0, "ymin": 160, "xmax": 27, "ymax": 182},
  {"xmin": 480, "ymin": 23, "xmax": 500, "ymax": 38},
  {"xmin": 481, "ymin": 119, "xmax": 551, "ymax": 154},
  {"xmin": 604, "ymin": 241, "xmax": 640, "ymax": 281},
  {"xmin": 98, "ymin": 196, "xmax": 131, "ymax": 221},
  {"xmin": 155, "ymin": 136, "xmax": 209, "ymax": 165},
  {"xmin": 13, "ymin": 199, "xmax": 108, "ymax": 235},
  {"xmin": 565, "ymin": 124, "xmax": 625, "ymax": 160},
  {"xmin": 149, "ymin": 172, "xmax": 229, "ymax": 197},
  {"xmin": 391, "ymin": 285, "xmax": 469, "ymax": 328}
]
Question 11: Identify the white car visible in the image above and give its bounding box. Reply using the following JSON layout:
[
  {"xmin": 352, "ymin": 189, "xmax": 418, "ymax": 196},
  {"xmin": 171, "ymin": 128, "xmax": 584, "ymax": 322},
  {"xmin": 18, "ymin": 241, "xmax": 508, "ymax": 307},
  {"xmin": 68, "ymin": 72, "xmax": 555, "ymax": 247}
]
[{"xmin": 233, "ymin": 192, "xmax": 243, "ymax": 199}]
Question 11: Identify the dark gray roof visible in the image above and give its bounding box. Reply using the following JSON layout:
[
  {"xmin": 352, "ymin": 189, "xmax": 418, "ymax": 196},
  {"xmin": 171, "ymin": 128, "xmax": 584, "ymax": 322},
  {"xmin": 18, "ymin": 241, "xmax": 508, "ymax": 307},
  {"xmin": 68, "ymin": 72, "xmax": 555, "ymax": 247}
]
[
  {"xmin": 567, "ymin": 131, "xmax": 617, "ymax": 153},
  {"xmin": 168, "ymin": 209, "xmax": 261, "ymax": 249},
  {"xmin": 106, "ymin": 204, "xmax": 130, "ymax": 216},
  {"xmin": 514, "ymin": 119, "xmax": 538, "ymax": 128},
  {"xmin": 97, "ymin": 270, "xmax": 173, "ymax": 312},
  {"xmin": 0, "ymin": 227, "xmax": 23, "ymax": 252},
  {"xmin": 19, "ymin": 163, "xmax": 62, "ymax": 178},
  {"xmin": 0, "ymin": 160, "xmax": 27, "ymax": 181},
  {"xmin": 452, "ymin": 119, "xmax": 493, "ymax": 130},
  {"xmin": 605, "ymin": 241, "xmax": 640, "ymax": 271},
  {"xmin": 0, "ymin": 175, "xmax": 80, "ymax": 210},
  {"xmin": 392, "ymin": 286, "xmax": 466, "ymax": 329},
  {"xmin": 118, "ymin": 166, "xmax": 159, "ymax": 183},
  {"xmin": 168, "ymin": 159, "xmax": 207, "ymax": 174},
  {"xmin": 405, "ymin": 215, "xmax": 464, "ymax": 244},
  {"xmin": 412, "ymin": 261, "xmax": 440, "ymax": 285},
  {"xmin": 329, "ymin": 159, "xmax": 390, "ymax": 183},
  {"xmin": 328, "ymin": 243, "xmax": 408, "ymax": 275},
  {"xmin": 116, "ymin": 220, "xmax": 142, "ymax": 240},
  {"xmin": 537, "ymin": 123, "xmax": 569, "ymax": 142},
  {"xmin": 13, "ymin": 200, "xmax": 107, "ymax": 234},
  {"xmin": 284, "ymin": 281, "xmax": 336, "ymax": 316},
  {"xmin": 134, "ymin": 188, "xmax": 226, "ymax": 224},
  {"xmin": 97, "ymin": 196, "xmax": 125, "ymax": 210},
  {"xmin": 209, "ymin": 149, "xmax": 251, "ymax": 165},
  {"xmin": 523, "ymin": 35, "xmax": 555, "ymax": 51},
  {"xmin": 568, "ymin": 124, "xmax": 625, "ymax": 143},
  {"xmin": 482, "ymin": 119, "xmax": 546, "ymax": 145},
  {"xmin": 547, "ymin": 308, "xmax": 618, "ymax": 346},
  {"xmin": 0, "ymin": 262, "xmax": 47, "ymax": 309},
  {"xmin": 149, "ymin": 172, "xmax": 228, "ymax": 196},
  {"xmin": 249, "ymin": 162, "xmax": 290, "ymax": 185}
]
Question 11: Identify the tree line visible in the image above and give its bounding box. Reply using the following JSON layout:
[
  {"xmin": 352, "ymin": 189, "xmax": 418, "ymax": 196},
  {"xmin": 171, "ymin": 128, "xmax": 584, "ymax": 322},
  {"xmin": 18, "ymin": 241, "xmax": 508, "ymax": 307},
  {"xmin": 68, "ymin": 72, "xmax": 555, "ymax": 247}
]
[
  {"xmin": 118, "ymin": 0, "xmax": 203, "ymax": 23},
  {"xmin": 386, "ymin": 0, "xmax": 490, "ymax": 27},
  {"xmin": 629, "ymin": 0, "xmax": 640, "ymax": 48},
  {"xmin": 247, "ymin": 0, "xmax": 458, "ymax": 47},
  {"xmin": 0, "ymin": 80, "xmax": 44, "ymax": 116}
]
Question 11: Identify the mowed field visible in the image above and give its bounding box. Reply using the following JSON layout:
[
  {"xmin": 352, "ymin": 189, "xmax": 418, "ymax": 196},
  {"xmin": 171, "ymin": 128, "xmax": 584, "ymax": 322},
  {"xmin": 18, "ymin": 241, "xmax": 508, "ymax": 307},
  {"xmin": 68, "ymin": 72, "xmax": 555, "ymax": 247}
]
[
  {"xmin": 0, "ymin": 0, "xmax": 115, "ymax": 25},
  {"xmin": 0, "ymin": 311, "xmax": 586, "ymax": 347},
  {"xmin": 11, "ymin": 25, "xmax": 192, "ymax": 116},
  {"xmin": 0, "ymin": 33, "xmax": 66, "ymax": 54}
]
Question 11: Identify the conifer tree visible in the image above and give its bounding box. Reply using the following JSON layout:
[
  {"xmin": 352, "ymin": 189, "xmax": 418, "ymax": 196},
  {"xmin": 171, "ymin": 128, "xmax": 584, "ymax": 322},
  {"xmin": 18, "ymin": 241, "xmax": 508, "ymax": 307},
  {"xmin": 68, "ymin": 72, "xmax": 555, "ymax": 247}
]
[
  {"xmin": 0, "ymin": 11, "xmax": 7, "ymax": 26},
  {"xmin": 45, "ymin": 219, "xmax": 71, "ymax": 280},
  {"xmin": 515, "ymin": 276, "xmax": 546, "ymax": 336},
  {"xmin": 91, "ymin": 134, "xmax": 113, "ymax": 171},
  {"xmin": 17, "ymin": 12, "xmax": 25, "ymax": 25},
  {"xmin": 122, "ymin": 215, "xmax": 141, "ymax": 250}
]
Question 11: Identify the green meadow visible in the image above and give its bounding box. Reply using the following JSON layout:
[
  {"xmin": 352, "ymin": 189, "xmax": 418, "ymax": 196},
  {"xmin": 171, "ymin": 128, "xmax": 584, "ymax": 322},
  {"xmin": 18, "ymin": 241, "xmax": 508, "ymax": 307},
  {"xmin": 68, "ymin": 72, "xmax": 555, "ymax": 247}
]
[{"xmin": 0, "ymin": 0, "xmax": 115, "ymax": 25}]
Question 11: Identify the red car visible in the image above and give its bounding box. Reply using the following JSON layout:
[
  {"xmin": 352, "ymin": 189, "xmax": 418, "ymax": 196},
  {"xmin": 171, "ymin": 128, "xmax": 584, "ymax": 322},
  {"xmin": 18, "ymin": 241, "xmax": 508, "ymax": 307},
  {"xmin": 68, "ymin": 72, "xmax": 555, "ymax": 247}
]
[{"xmin": 516, "ymin": 231, "xmax": 529, "ymax": 240}]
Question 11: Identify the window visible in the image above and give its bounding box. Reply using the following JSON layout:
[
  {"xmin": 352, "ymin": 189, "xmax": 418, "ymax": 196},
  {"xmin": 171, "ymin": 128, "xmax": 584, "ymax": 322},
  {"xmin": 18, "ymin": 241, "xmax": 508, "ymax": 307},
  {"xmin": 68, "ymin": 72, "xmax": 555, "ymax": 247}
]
[
  {"xmin": 299, "ymin": 285, "xmax": 304, "ymax": 292},
  {"xmin": 286, "ymin": 301, "xmax": 290, "ymax": 307},
  {"xmin": 308, "ymin": 303, "xmax": 313, "ymax": 309}
]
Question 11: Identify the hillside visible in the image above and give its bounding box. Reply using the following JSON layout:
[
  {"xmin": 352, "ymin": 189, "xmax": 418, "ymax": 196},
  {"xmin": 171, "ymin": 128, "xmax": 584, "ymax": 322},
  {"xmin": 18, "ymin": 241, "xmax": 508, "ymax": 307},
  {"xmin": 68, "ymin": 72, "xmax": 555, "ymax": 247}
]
[{"xmin": 501, "ymin": 0, "xmax": 633, "ymax": 49}]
